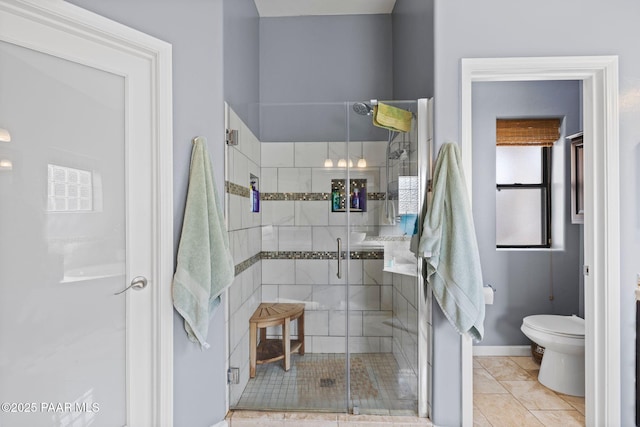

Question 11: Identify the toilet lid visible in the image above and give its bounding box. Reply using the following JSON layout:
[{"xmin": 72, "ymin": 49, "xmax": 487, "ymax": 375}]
[{"xmin": 523, "ymin": 315, "xmax": 585, "ymax": 337}]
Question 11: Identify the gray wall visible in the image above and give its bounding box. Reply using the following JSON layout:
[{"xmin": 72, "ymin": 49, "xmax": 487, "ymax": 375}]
[
  {"xmin": 472, "ymin": 80, "xmax": 582, "ymax": 346},
  {"xmin": 391, "ymin": 0, "xmax": 434, "ymax": 100},
  {"xmin": 258, "ymin": 14, "xmax": 393, "ymax": 142},
  {"xmin": 433, "ymin": 0, "xmax": 640, "ymax": 425},
  {"xmin": 223, "ymin": 0, "xmax": 260, "ymax": 136},
  {"xmin": 64, "ymin": 1, "xmax": 228, "ymax": 426}
]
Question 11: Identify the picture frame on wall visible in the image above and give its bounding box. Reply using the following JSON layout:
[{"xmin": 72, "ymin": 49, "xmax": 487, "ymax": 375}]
[{"xmin": 568, "ymin": 132, "xmax": 584, "ymax": 224}]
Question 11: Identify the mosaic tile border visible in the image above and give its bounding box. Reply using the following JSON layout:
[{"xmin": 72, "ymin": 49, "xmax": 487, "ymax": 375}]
[
  {"xmin": 234, "ymin": 250, "xmax": 385, "ymax": 275},
  {"xmin": 261, "ymin": 250, "xmax": 384, "ymax": 261},
  {"xmin": 261, "ymin": 192, "xmax": 330, "ymax": 201},
  {"xmin": 367, "ymin": 192, "xmax": 386, "ymax": 201},
  {"xmin": 225, "ymin": 185, "xmax": 386, "ymax": 202},
  {"xmin": 235, "ymin": 253, "xmax": 261, "ymax": 276},
  {"xmin": 261, "ymin": 192, "xmax": 387, "ymax": 201},
  {"xmin": 365, "ymin": 235, "xmax": 413, "ymax": 242},
  {"xmin": 226, "ymin": 181, "xmax": 250, "ymax": 198}
]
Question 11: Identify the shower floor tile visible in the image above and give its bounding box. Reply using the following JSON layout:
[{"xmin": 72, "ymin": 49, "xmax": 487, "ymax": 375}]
[{"xmin": 234, "ymin": 353, "xmax": 418, "ymax": 415}]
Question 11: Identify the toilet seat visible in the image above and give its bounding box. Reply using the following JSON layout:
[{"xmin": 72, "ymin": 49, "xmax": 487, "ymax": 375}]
[{"xmin": 522, "ymin": 314, "xmax": 584, "ymax": 338}]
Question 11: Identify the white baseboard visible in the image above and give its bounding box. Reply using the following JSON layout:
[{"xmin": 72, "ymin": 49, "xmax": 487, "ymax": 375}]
[
  {"xmin": 472, "ymin": 345, "xmax": 530, "ymax": 357},
  {"xmin": 210, "ymin": 421, "xmax": 228, "ymax": 427}
]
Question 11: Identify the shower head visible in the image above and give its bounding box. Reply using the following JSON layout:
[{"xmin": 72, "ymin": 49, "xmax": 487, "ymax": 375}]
[
  {"xmin": 389, "ymin": 148, "xmax": 409, "ymax": 160},
  {"xmin": 352, "ymin": 102, "xmax": 373, "ymax": 116}
]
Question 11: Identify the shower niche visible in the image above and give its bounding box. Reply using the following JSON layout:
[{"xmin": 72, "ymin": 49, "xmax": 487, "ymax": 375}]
[{"xmin": 330, "ymin": 178, "xmax": 366, "ymax": 212}]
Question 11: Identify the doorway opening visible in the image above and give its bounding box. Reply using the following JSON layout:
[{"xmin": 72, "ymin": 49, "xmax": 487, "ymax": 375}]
[{"xmin": 460, "ymin": 56, "xmax": 620, "ymax": 427}]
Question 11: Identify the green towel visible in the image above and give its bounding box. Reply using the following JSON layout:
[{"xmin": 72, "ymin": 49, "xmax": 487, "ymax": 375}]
[
  {"xmin": 373, "ymin": 102, "xmax": 412, "ymax": 133},
  {"xmin": 173, "ymin": 137, "xmax": 235, "ymax": 348},
  {"xmin": 417, "ymin": 142, "xmax": 485, "ymax": 341}
]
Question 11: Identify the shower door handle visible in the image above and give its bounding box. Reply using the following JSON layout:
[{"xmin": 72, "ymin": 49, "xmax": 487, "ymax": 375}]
[{"xmin": 336, "ymin": 238, "xmax": 342, "ymax": 279}]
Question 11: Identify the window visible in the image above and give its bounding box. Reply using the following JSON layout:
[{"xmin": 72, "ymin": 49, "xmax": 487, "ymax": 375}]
[
  {"xmin": 495, "ymin": 118, "xmax": 559, "ymax": 248},
  {"xmin": 47, "ymin": 164, "xmax": 93, "ymax": 212}
]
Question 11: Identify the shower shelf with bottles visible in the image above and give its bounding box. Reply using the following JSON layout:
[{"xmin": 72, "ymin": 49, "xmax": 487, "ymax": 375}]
[{"xmin": 330, "ymin": 178, "xmax": 367, "ymax": 212}]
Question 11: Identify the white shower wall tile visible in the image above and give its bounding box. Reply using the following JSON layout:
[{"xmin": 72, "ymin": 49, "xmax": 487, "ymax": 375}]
[
  {"xmin": 228, "ymin": 194, "xmax": 243, "ymax": 231},
  {"xmin": 349, "ymin": 337, "xmax": 380, "ymax": 353},
  {"xmin": 363, "ymin": 140, "xmax": 388, "ymax": 167},
  {"xmin": 312, "ymin": 336, "xmax": 345, "ymax": 353},
  {"xmin": 310, "ymin": 167, "xmax": 335, "ymax": 193},
  {"xmin": 295, "ymin": 259, "xmax": 329, "ymax": 285},
  {"xmin": 381, "ymin": 285, "xmax": 393, "ymax": 311},
  {"xmin": 262, "ymin": 260, "xmax": 295, "ymax": 285},
  {"xmin": 277, "ymin": 167, "xmax": 312, "ymax": 192},
  {"xmin": 329, "ymin": 259, "xmax": 363, "ymax": 285},
  {"xmin": 262, "ymin": 142, "xmax": 294, "ymax": 167},
  {"xmin": 262, "ymin": 285, "xmax": 278, "ymax": 302},
  {"xmin": 365, "ymin": 200, "xmax": 384, "ymax": 226},
  {"xmin": 394, "ymin": 288, "xmax": 409, "ymax": 327},
  {"xmin": 407, "ymin": 304, "xmax": 418, "ymax": 336},
  {"xmin": 261, "ymin": 225, "xmax": 278, "ymax": 251},
  {"xmin": 380, "ymin": 337, "xmax": 392, "ymax": 353},
  {"xmin": 401, "ymin": 274, "xmax": 418, "ymax": 306},
  {"xmin": 328, "ymin": 310, "xmax": 363, "ymax": 337},
  {"xmin": 364, "ymin": 259, "xmax": 385, "ymax": 285},
  {"xmin": 229, "ymin": 106, "xmax": 257, "ymax": 164},
  {"xmin": 328, "ymin": 211, "xmax": 346, "ymax": 226},
  {"xmin": 277, "ymin": 284, "xmax": 313, "ymax": 305},
  {"xmin": 229, "ymin": 275, "xmax": 244, "ymax": 319},
  {"xmin": 313, "ymin": 285, "xmax": 346, "ymax": 311},
  {"xmin": 278, "ymin": 226, "xmax": 312, "ymax": 251},
  {"xmin": 363, "ymin": 311, "xmax": 393, "ymax": 337},
  {"xmin": 229, "ymin": 229, "xmax": 249, "ymax": 263},
  {"xmin": 311, "ymin": 226, "xmax": 342, "ymax": 252},
  {"xmin": 242, "ymin": 271, "xmax": 256, "ymax": 303},
  {"xmin": 294, "ymin": 200, "xmax": 329, "ymax": 226},
  {"xmin": 261, "ymin": 200, "xmax": 294, "ymax": 226},
  {"xmin": 328, "ymin": 141, "xmax": 347, "ymax": 162},
  {"xmin": 348, "ymin": 285, "xmax": 380, "ymax": 311},
  {"xmin": 231, "ymin": 147, "xmax": 249, "ymax": 188},
  {"xmin": 229, "ymin": 328, "xmax": 249, "ymax": 373},
  {"xmin": 294, "ymin": 142, "xmax": 327, "ymax": 167},
  {"xmin": 247, "ymin": 226, "xmax": 262, "ymax": 258},
  {"xmin": 304, "ymin": 310, "xmax": 329, "ymax": 336},
  {"xmin": 261, "ymin": 167, "xmax": 278, "ymax": 192}
]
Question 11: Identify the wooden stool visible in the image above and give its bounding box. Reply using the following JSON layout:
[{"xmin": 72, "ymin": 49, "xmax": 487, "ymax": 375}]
[{"xmin": 249, "ymin": 303, "xmax": 305, "ymax": 378}]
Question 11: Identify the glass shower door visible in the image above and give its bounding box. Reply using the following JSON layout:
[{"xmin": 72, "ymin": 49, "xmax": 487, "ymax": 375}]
[{"xmin": 346, "ymin": 100, "xmax": 421, "ymax": 416}]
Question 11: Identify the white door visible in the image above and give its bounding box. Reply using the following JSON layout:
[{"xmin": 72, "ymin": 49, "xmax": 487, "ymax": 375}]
[{"xmin": 0, "ymin": 1, "xmax": 174, "ymax": 426}]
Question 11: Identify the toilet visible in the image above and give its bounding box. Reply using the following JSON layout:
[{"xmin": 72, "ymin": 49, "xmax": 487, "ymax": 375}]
[{"xmin": 520, "ymin": 314, "xmax": 585, "ymax": 396}]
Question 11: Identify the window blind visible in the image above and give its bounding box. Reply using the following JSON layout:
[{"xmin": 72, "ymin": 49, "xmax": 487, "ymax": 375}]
[{"xmin": 496, "ymin": 118, "xmax": 561, "ymax": 147}]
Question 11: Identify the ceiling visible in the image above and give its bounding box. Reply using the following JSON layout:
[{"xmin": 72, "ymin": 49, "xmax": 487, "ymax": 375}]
[{"xmin": 253, "ymin": 0, "xmax": 397, "ymax": 17}]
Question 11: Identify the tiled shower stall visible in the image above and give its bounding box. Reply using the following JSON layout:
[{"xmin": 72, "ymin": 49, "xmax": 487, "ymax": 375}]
[{"xmin": 224, "ymin": 102, "xmax": 431, "ymax": 416}]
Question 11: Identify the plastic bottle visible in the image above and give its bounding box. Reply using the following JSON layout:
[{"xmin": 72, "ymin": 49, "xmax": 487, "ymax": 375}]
[
  {"xmin": 332, "ymin": 190, "xmax": 340, "ymax": 211},
  {"xmin": 352, "ymin": 188, "xmax": 360, "ymax": 210}
]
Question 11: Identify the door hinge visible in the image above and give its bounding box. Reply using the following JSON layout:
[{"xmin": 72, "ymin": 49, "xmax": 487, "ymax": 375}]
[
  {"xmin": 227, "ymin": 367, "xmax": 240, "ymax": 384},
  {"xmin": 226, "ymin": 129, "xmax": 238, "ymax": 146}
]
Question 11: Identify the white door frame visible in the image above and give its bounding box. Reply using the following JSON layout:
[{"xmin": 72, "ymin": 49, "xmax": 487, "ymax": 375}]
[
  {"xmin": 0, "ymin": 1, "xmax": 174, "ymax": 425},
  {"xmin": 460, "ymin": 56, "xmax": 620, "ymax": 427}
]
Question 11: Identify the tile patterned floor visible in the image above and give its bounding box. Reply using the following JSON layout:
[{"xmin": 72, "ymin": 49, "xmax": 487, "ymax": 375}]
[
  {"xmin": 227, "ymin": 410, "xmax": 432, "ymax": 427},
  {"xmin": 234, "ymin": 353, "xmax": 418, "ymax": 416},
  {"xmin": 474, "ymin": 356, "xmax": 585, "ymax": 427}
]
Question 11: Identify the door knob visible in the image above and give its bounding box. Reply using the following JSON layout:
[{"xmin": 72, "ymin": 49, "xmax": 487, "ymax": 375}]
[{"xmin": 114, "ymin": 276, "xmax": 148, "ymax": 295}]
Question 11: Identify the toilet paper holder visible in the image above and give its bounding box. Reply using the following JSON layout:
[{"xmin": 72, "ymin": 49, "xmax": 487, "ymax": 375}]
[{"xmin": 483, "ymin": 284, "xmax": 495, "ymax": 305}]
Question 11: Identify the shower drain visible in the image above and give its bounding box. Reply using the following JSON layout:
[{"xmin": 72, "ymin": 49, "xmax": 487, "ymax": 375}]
[{"xmin": 319, "ymin": 378, "xmax": 336, "ymax": 387}]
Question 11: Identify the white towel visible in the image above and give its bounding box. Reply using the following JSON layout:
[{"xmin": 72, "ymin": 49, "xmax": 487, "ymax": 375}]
[
  {"xmin": 417, "ymin": 142, "xmax": 485, "ymax": 341},
  {"xmin": 173, "ymin": 137, "xmax": 235, "ymax": 348}
]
